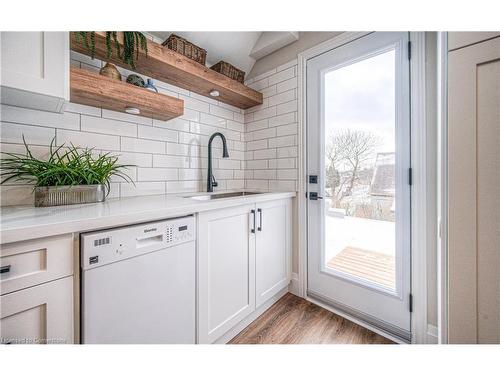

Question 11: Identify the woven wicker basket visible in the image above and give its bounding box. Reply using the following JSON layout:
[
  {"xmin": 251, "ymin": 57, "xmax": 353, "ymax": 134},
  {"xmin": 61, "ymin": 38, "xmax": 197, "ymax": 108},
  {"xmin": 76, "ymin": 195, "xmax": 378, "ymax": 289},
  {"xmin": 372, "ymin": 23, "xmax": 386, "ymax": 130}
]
[
  {"xmin": 162, "ymin": 34, "xmax": 207, "ymax": 65},
  {"xmin": 210, "ymin": 61, "xmax": 245, "ymax": 83}
]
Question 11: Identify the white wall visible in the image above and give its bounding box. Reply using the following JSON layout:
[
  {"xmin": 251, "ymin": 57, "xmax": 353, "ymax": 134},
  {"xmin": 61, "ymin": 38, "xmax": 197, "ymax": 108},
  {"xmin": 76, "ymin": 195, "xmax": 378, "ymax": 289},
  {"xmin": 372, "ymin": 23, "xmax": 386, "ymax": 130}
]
[
  {"xmin": 0, "ymin": 49, "xmax": 246, "ymax": 205},
  {"xmin": 244, "ymin": 60, "xmax": 299, "ymax": 192}
]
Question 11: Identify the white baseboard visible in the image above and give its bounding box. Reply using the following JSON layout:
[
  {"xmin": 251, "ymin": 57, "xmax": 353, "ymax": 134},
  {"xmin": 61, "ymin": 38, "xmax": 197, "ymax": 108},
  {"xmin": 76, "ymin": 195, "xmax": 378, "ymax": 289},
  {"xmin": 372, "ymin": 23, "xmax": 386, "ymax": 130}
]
[
  {"xmin": 426, "ymin": 324, "xmax": 438, "ymax": 344},
  {"xmin": 215, "ymin": 287, "xmax": 288, "ymax": 344},
  {"xmin": 288, "ymin": 272, "xmax": 301, "ymax": 296}
]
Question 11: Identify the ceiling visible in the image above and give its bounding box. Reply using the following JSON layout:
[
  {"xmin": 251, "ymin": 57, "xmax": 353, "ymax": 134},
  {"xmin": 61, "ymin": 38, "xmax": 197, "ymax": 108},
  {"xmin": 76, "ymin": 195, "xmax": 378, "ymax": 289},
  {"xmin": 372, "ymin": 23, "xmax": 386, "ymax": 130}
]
[{"xmin": 148, "ymin": 32, "xmax": 298, "ymax": 75}]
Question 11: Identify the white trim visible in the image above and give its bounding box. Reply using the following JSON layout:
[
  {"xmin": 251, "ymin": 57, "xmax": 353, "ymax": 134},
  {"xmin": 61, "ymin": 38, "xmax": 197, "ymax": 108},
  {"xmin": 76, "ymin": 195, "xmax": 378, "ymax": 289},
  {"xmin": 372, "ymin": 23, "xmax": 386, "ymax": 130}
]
[
  {"xmin": 426, "ymin": 324, "xmax": 439, "ymax": 344},
  {"xmin": 297, "ymin": 31, "xmax": 431, "ymax": 344},
  {"xmin": 409, "ymin": 31, "xmax": 429, "ymax": 345},
  {"xmin": 437, "ymin": 32, "xmax": 449, "ymax": 344},
  {"xmin": 288, "ymin": 272, "xmax": 301, "ymax": 296}
]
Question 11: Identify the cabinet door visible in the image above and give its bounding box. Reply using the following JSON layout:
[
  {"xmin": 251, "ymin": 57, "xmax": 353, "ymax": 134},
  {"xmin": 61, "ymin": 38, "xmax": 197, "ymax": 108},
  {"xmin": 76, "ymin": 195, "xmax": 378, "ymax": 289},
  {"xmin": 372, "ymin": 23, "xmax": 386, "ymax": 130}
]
[
  {"xmin": 448, "ymin": 36, "xmax": 500, "ymax": 343},
  {"xmin": 255, "ymin": 199, "xmax": 291, "ymax": 308},
  {"xmin": 448, "ymin": 32, "xmax": 500, "ymax": 51},
  {"xmin": 198, "ymin": 204, "xmax": 256, "ymax": 344},
  {"xmin": 1, "ymin": 276, "xmax": 74, "ymax": 344},
  {"xmin": 1, "ymin": 32, "xmax": 69, "ymax": 112}
]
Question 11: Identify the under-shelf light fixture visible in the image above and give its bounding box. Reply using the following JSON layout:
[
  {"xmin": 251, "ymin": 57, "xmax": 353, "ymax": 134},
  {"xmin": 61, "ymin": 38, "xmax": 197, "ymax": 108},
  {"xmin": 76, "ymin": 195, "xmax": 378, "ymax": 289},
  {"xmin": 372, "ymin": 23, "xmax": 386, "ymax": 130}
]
[
  {"xmin": 209, "ymin": 90, "xmax": 220, "ymax": 97},
  {"xmin": 125, "ymin": 107, "xmax": 140, "ymax": 115}
]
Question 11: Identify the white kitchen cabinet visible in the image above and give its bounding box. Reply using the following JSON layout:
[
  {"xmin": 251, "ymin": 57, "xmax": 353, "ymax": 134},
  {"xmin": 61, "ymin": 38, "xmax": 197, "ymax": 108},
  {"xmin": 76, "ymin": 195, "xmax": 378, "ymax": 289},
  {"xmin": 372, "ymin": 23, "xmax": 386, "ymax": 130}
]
[
  {"xmin": 448, "ymin": 35, "xmax": 500, "ymax": 343},
  {"xmin": 198, "ymin": 204, "xmax": 256, "ymax": 344},
  {"xmin": 197, "ymin": 198, "xmax": 292, "ymax": 343},
  {"xmin": 0, "ymin": 32, "xmax": 69, "ymax": 112},
  {"xmin": 1, "ymin": 276, "xmax": 74, "ymax": 344},
  {"xmin": 0, "ymin": 234, "xmax": 74, "ymax": 344},
  {"xmin": 255, "ymin": 199, "xmax": 291, "ymax": 308}
]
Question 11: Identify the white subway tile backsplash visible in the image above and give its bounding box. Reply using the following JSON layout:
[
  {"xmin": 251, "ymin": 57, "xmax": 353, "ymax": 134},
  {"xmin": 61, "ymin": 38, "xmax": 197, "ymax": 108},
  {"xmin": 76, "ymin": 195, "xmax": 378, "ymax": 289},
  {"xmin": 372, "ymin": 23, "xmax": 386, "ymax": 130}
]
[
  {"xmin": 209, "ymin": 105, "xmax": 234, "ymax": 120},
  {"xmin": 276, "ymin": 77, "xmax": 298, "ymax": 93},
  {"xmin": 268, "ymin": 135, "xmax": 297, "ymax": 148},
  {"xmin": 254, "ymin": 169, "xmax": 277, "ymax": 179},
  {"xmin": 276, "ymin": 123, "xmax": 298, "ymax": 137},
  {"xmin": 153, "ymin": 154, "xmax": 190, "ymax": 169},
  {"xmin": 1, "ymin": 54, "xmax": 300, "ymax": 206},
  {"xmin": 58, "ymin": 129, "xmax": 120, "ymax": 150},
  {"xmin": 277, "ymin": 146, "xmax": 298, "ymax": 158},
  {"xmin": 101, "ymin": 109, "xmax": 153, "ymax": 126},
  {"xmin": 251, "ymin": 127, "xmax": 276, "ymax": 141},
  {"xmin": 253, "ymin": 106, "xmax": 277, "ymax": 121},
  {"xmin": 246, "ymin": 139, "xmax": 268, "ymax": 151},
  {"xmin": 137, "ymin": 167, "xmax": 178, "ymax": 181},
  {"xmin": 121, "ymin": 182, "xmax": 166, "ymax": 197},
  {"xmin": 138, "ymin": 125, "xmax": 178, "ymax": 143},
  {"xmin": 268, "ymin": 89, "xmax": 296, "ymax": 107},
  {"xmin": 180, "ymin": 95, "xmax": 210, "ymax": 112},
  {"xmin": 246, "ymin": 119, "xmax": 269, "ymax": 132},
  {"xmin": 200, "ymin": 112, "xmax": 227, "ymax": 127},
  {"xmin": 153, "ymin": 117, "xmax": 190, "ymax": 132},
  {"xmin": 65, "ymin": 102, "xmax": 101, "ymax": 116},
  {"xmin": 277, "ymin": 169, "xmax": 298, "ymax": 180},
  {"xmin": 218, "ymin": 159, "xmax": 241, "ymax": 170},
  {"xmin": 243, "ymin": 65, "xmax": 300, "ymax": 193},
  {"xmin": 81, "ymin": 115, "xmax": 137, "ymax": 137},
  {"xmin": 246, "ymin": 159, "xmax": 268, "ymax": 169},
  {"xmin": 121, "ymin": 137, "xmax": 165, "ymax": 154},
  {"xmin": 1, "ymin": 122, "xmax": 55, "ymax": 145},
  {"xmin": 268, "ymin": 67, "xmax": 295, "ymax": 85},
  {"xmin": 276, "ymin": 99, "xmax": 298, "ymax": 115},
  {"xmin": 1, "ymin": 105, "xmax": 80, "ymax": 130},
  {"xmin": 269, "ymin": 112, "xmax": 295, "ymax": 127}
]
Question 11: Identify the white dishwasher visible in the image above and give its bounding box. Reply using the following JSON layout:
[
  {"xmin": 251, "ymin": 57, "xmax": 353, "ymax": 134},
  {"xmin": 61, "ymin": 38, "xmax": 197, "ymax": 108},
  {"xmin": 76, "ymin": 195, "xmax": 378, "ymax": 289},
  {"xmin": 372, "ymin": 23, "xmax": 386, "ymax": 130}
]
[{"xmin": 81, "ymin": 216, "xmax": 196, "ymax": 344}]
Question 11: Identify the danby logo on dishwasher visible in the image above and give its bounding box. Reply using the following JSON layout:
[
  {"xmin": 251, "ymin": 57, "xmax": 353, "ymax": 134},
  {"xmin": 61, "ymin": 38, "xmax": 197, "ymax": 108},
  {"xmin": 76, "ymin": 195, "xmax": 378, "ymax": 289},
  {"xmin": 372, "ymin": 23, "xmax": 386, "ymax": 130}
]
[{"xmin": 143, "ymin": 228, "xmax": 157, "ymax": 233}]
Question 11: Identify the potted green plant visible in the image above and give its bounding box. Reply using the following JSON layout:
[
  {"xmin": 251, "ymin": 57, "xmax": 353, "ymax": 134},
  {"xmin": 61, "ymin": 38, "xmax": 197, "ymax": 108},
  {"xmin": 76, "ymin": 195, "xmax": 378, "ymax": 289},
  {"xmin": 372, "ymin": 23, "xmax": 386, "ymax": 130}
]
[
  {"xmin": 1, "ymin": 137, "xmax": 134, "ymax": 207},
  {"xmin": 74, "ymin": 31, "xmax": 148, "ymax": 69}
]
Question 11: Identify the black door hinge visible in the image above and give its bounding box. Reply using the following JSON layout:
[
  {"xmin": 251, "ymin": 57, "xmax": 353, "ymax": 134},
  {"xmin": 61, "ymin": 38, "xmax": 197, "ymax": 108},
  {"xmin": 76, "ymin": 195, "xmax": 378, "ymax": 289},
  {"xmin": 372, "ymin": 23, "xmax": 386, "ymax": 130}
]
[
  {"xmin": 408, "ymin": 167, "xmax": 413, "ymax": 186},
  {"xmin": 408, "ymin": 41, "xmax": 412, "ymax": 60},
  {"xmin": 409, "ymin": 293, "xmax": 413, "ymax": 313}
]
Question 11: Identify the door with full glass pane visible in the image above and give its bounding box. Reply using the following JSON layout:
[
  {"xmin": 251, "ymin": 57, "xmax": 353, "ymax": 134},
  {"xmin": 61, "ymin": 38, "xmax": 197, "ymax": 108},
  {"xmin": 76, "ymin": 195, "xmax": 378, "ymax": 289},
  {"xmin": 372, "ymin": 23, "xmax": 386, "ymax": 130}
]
[{"xmin": 307, "ymin": 32, "xmax": 411, "ymax": 340}]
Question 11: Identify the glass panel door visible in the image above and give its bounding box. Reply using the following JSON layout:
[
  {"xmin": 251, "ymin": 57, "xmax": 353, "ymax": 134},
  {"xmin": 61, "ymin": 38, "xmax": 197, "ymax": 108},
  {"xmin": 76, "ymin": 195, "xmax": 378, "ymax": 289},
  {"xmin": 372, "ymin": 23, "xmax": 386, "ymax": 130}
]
[{"xmin": 307, "ymin": 32, "xmax": 411, "ymax": 337}]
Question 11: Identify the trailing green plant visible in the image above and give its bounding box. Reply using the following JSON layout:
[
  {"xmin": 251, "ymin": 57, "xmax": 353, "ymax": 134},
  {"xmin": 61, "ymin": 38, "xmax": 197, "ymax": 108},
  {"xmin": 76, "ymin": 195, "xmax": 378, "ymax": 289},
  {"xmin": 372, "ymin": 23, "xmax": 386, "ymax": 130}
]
[
  {"xmin": 74, "ymin": 31, "xmax": 148, "ymax": 69},
  {"xmin": 1, "ymin": 136, "xmax": 134, "ymax": 196}
]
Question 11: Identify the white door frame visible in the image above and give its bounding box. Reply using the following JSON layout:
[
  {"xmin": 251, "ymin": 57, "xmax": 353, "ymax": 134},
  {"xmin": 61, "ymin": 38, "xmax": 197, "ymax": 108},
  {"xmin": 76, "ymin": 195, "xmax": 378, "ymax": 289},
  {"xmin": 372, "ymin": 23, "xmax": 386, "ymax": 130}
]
[{"xmin": 296, "ymin": 31, "xmax": 431, "ymax": 344}]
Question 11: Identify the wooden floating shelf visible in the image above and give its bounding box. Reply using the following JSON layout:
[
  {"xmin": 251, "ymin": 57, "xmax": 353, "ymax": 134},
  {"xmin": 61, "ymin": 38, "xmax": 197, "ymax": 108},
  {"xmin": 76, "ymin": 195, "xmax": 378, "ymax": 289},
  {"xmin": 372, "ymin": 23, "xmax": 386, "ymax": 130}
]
[
  {"xmin": 70, "ymin": 66, "xmax": 184, "ymax": 121},
  {"xmin": 70, "ymin": 32, "xmax": 263, "ymax": 110}
]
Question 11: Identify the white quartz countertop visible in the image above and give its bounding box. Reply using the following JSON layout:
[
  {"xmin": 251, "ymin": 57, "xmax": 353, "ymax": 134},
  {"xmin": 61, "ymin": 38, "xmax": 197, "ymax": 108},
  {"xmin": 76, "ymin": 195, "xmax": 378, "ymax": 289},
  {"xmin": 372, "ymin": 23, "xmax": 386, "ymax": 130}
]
[{"xmin": 0, "ymin": 191, "xmax": 295, "ymax": 244}]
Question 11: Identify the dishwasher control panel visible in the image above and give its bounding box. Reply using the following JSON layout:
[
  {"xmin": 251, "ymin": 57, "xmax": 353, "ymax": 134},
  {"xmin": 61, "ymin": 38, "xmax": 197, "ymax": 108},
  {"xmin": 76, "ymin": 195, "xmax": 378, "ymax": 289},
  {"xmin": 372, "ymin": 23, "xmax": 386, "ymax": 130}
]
[{"xmin": 81, "ymin": 216, "xmax": 195, "ymax": 270}]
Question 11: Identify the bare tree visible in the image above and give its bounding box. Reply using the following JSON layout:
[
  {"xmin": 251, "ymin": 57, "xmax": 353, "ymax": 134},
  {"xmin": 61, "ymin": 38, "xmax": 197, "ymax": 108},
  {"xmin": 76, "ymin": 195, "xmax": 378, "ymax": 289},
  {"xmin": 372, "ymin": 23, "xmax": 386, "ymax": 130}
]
[{"xmin": 325, "ymin": 129, "xmax": 379, "ymax": 207}]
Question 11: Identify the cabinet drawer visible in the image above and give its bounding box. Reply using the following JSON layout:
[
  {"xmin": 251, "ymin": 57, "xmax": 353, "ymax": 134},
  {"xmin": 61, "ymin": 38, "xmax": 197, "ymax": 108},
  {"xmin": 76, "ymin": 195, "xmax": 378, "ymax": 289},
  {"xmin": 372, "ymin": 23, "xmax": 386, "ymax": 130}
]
[
  {"xmin": 1, "ymin": 276, "xmax": 74, "ymax": 344},
  {"xmin": 0, "ymin": 234, "xmax": 73, "ymax": 295}
]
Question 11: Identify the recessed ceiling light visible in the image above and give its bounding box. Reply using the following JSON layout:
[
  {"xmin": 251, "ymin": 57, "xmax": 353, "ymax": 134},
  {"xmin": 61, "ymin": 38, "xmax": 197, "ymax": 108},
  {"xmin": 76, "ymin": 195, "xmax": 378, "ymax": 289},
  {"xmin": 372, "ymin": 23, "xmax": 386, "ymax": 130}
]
[
  {"xmin": 209, "ymin": 90, "xmax": 220, "ymax": 97},
  {"xmin": 125, "ymin": 107, "xmax": 140, "ymax": 115}
]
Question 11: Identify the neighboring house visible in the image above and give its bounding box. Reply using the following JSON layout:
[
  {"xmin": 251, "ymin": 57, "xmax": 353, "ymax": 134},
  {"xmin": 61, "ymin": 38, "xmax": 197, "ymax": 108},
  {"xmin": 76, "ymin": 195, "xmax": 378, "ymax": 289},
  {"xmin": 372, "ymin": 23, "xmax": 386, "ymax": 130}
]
[{"xmin": 369, "ymin": 152, "xmax": 395, "ymax": 221}]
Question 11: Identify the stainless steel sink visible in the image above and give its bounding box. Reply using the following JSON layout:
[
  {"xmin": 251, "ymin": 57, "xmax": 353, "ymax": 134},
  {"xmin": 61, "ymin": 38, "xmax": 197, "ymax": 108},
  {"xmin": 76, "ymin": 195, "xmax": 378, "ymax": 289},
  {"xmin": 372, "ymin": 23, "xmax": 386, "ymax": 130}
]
[{"xmin": 185, "ymin": 191, "xmax": 262, "ymax": 201}]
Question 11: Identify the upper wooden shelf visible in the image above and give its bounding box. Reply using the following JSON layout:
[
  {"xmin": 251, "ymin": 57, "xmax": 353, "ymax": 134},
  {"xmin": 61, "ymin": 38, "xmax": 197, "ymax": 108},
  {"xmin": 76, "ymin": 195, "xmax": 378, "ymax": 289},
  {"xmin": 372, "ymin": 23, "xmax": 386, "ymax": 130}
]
[
  {"xmin": 70, "ymin": 66, "xmax": 184, "ymax": 121},
  {"xmin": 70, "ymin": 32, "xmax": 263, "ymax": 109}
]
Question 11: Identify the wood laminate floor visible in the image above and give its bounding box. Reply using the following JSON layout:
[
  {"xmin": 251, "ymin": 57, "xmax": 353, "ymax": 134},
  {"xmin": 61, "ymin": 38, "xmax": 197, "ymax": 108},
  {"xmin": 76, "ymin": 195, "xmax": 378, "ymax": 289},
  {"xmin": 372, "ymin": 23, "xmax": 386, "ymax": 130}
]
[{"xmin": 229, "ymin": 293, "xmax": 394, "ymax": 344}]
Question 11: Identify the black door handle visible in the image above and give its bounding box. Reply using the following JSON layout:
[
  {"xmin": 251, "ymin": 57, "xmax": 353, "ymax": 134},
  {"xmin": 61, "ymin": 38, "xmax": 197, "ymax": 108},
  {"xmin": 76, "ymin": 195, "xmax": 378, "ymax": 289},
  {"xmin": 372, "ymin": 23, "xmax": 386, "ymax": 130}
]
[
  {"xmin": 257, "ymin": 208, "xmax": 262, "ymax": 231},
  {"xmin": 0, "ymin": 265, "xmax": 11, "ymax": 274},
  {"xmin": 309, "ymin": 192, "xmax": 323, "ymax": 200},
  {"xmin": 251, "ymin": 209, "xmax": 256, "ymax": 233}
]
